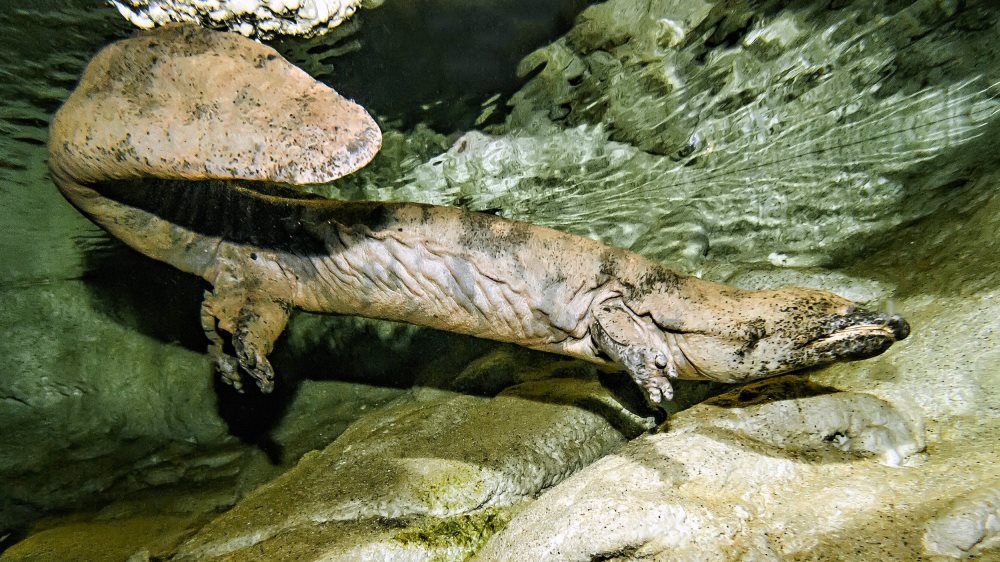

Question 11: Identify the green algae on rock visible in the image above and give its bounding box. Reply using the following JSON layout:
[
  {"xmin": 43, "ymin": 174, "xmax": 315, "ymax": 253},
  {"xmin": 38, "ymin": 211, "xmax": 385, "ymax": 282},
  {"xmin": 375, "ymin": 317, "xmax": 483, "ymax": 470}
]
[{"xmin": 168, "ymin": 376, "xmax": 644, "ymax": 561}]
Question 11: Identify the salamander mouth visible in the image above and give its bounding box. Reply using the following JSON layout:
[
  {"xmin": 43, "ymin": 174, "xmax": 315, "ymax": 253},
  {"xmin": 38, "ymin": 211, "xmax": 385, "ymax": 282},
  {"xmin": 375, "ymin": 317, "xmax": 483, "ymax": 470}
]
[{"xmin": 806, "ymin": 314, "xmax": 909, "ymax": 360}]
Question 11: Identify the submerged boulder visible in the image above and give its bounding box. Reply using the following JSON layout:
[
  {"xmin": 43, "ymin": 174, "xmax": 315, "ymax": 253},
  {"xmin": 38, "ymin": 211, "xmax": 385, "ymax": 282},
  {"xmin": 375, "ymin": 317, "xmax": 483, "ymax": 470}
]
[{"xmin": 169, "ymin": 364, "xmax": 653, "ymax": 561}]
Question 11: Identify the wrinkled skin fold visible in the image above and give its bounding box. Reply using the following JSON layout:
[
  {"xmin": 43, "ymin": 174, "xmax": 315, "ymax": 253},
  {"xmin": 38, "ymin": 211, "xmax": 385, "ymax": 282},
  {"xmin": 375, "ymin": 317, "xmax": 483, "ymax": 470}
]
[{"xmin": 47, "ymin": 25, "xmax": 910, "ymax": 405}]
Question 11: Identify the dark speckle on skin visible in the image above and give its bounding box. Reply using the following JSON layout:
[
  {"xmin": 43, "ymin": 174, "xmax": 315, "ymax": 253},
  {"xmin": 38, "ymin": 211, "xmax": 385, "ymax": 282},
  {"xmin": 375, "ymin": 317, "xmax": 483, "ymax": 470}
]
[
  {"xmin": 326, "ymin": 201, "xmax": 403, "ymax": 233},
  {"xmin": 457, "ymin": 211, "xmax": 532, "ymax": 259},
  {"xmin": 234, "ymin": 87, "xmax": 254, "ymax": 106},
  {"xmin": 600, "ymin": 249, "xmax": 680, "ymax": 300},
  {"xmin": 544, "ymin": 268, "xmax": 568, "ymax": 291},
  {"xmin": 736, "ymin": 319, "xmax": 766, "ymax": 357},
  {"xmin": 193, "ymin": 102, "xmax": 218, "ymax": 120},
  {"xmin": 598, "ymin": 249, "xmax": 621, "ymax": 279},
  {"xmin": 634, "ymin": 266, "xmax": 681, "ymax": 297},
  {"xmin": 253, "ymin": 53, "xmax": 278, "ymax": 68},
  {"xmin": 109, "ymin": 136, "xmax": 140, "ymax": 164}
]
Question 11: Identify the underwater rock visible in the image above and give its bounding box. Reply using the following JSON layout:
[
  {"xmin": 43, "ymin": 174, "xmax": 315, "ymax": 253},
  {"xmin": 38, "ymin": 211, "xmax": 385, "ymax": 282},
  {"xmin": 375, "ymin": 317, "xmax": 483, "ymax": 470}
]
[
  {"xmin": 683, "ymin": 377, "xmax": 925, "ymax": 467},
  {"xmin": 0, "ymin": 280, "xmax": 235, "ymax": 533},
  {"xmin": 0, "ymin": 513, "xmax": 209, "ymax": 562},
  {"xmin": 340, "ymin": 0, "xmax": 1000, "ymax": 272},
  {"xmin": 473, "ymin": 159, "xmax": 1000, "ymax": 562},
  {"xmin": 0, "ymin": 278, "xmax": 414, "ymax": 535},
  {"xmin": 474, "ymin": 378, "xmax": 989, "ymax": 561},
  {"xmin": 169, "ymin": 372, "xmax": 652, "ymax": 561}
]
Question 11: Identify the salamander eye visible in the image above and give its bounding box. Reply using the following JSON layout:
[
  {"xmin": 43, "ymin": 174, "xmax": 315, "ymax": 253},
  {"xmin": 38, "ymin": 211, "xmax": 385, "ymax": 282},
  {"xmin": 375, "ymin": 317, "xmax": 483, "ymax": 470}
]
[{"xmin": 654, "ymin": 354, "xmax": 668, "ymax": 369}]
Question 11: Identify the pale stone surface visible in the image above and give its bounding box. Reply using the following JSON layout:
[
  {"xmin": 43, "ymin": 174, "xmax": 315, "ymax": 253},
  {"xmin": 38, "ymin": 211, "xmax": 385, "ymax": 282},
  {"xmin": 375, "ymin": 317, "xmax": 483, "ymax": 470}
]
[
  {"xmin": 923, "ymin": 484, "xmax": 1000, "ymax": 559},
  {"xmin": 108, "ymin": 0, "xmax": 378, "ymax": 39},
  {"xmin": 475, "ymin": 380, "xmax": 993, "ymax": 561}
]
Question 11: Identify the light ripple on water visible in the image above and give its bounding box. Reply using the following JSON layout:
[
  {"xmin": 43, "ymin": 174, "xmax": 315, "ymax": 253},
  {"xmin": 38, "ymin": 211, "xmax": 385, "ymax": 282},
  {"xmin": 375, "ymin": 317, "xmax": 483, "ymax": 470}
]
[{"xmin": 372, "ymin": 77, "xmax": 999, "ymax": 270}]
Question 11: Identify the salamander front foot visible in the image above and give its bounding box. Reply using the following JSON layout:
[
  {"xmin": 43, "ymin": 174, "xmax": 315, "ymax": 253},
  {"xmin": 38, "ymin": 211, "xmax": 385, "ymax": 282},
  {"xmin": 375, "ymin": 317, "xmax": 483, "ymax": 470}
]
[{"xmin": 591, "ymin": 297, "xmax": 678, "ymax": 405}]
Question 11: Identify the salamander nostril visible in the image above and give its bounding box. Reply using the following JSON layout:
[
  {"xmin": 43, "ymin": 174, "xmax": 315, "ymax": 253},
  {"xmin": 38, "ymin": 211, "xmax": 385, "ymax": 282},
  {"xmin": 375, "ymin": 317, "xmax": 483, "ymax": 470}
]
[{"xmin": 889, "ymin": 315, "xmax": 910, "ymax": 340}]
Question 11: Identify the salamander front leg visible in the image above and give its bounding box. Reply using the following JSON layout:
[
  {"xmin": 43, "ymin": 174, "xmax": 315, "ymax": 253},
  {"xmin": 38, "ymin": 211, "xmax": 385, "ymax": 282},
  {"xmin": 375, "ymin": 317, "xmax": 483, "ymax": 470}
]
[{"xmin": 591, "ymin": 297, "xmax": 677, "ymax": 404}]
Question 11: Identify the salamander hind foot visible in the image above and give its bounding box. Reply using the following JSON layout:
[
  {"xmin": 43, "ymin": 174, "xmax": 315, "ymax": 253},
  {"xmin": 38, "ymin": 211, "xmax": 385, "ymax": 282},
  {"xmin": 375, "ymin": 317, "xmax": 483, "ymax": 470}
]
[{"xmin": 201, "ymin": 291, "xmax": 290, "ymax": 393}]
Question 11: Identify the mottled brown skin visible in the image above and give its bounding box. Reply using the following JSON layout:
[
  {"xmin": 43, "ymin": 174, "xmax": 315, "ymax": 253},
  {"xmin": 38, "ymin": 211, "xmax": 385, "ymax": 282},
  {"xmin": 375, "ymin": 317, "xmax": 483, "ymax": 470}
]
[{"xmin": 49, "ymin": 26, "xmax": 909, "ymax": 404}]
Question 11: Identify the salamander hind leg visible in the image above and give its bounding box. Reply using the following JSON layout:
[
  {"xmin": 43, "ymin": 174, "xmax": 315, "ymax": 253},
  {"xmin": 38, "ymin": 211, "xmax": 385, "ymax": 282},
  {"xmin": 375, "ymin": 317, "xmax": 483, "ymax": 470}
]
[
  {"xmin": 200, "ymin": 290, "xmax": 290, "ymax": 393},
  {"xmin": 591, "ymin": 297, "xmax": 677, "ymax": 404}
]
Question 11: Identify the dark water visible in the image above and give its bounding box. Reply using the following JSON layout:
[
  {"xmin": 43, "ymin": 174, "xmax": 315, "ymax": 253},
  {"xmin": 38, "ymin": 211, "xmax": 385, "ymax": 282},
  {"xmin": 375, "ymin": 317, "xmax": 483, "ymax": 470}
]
[{"xmin": 275, "ymin": 0, "xmax": 594, "ymax": 129}]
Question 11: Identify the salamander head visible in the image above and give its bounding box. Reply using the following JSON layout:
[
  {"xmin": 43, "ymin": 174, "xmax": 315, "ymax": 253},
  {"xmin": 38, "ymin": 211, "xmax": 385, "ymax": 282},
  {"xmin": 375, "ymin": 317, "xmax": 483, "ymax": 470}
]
[
  {"xmin": 593, "ymin": 285, "xmax": 909, "ymax": 404},
  {"xmin": 670, "ymin": 287, "xmax": 910, "ymax": 384}
]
